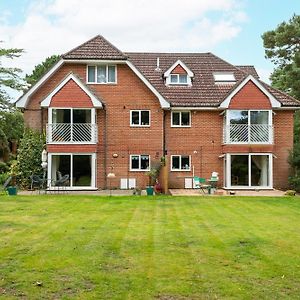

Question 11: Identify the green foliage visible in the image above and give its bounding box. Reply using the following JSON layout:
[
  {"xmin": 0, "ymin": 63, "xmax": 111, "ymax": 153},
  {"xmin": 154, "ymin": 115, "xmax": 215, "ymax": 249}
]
[
  {"xmin": 25, "ymin": 55, "xmax": 60, "ymax": 87},
  {"xmin": 262, "ymin": 14, "xmax": 300, "ymax": 99},
  {"xmin": 0, "ymin": 161, "xmax": 8, "ymax": 173},
  {"xmin": 0, "ymin": 109, "xmax": 24, "ymax": 141},
  {"xmin": 0, "ymin": 44, "xmax": 25, "ymax": 102},
  {"xmin": 288, "ymin": 176, "xmax": 300, "ymax": 192},
  {"xmin": 16, "ymin": 129, "xmax": 45, "ymax": 188},
  {"xmin": 0, "ymin": 172, "xmax": 9, "ymax": 185}
]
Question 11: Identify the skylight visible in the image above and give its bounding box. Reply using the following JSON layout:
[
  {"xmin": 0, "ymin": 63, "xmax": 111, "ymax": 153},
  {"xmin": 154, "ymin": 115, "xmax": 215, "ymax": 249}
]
[{"xmin": 213, "ymin": 72, "xmax": 236, "ymax": 83}]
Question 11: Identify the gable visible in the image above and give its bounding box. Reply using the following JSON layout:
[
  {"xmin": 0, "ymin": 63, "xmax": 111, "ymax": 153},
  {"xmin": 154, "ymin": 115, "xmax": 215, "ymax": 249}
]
[
  {"xmin": 171, "ymin": 64, "xmax": 187, "ymax": 74},
  {"xmin": 41, "ymin": 73, "xmax": 103, "ymax": 108},
  {"xmin": 50, "ymin": 79, "xmax": 93, "ymax": 108},
  {"xmin": 229, "ymin": 81, "xmax": 272, "ymax": 109},
  {"xmin": 220, "ymin": 75, "xmax": 281, "ymax": 109}
]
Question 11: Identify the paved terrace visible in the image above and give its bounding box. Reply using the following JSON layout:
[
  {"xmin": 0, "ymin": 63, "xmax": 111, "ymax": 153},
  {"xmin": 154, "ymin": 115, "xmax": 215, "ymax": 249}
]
[{"xmin": 18, "ymin": 189, "xmax": 286, "ymax": 197}]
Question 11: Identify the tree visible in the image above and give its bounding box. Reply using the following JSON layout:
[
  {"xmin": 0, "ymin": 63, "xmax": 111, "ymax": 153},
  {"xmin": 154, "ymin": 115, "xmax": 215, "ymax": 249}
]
[
  {"xmin": 262, "ymin": 14, "xmax": 300, "ymax": 99},
  {"xmin": 16, "ymin": 129, "xmax": 45, "ymax": 188},
  {"xmin": 25, "ymin": 54, "xmax": 60, "ymax": 87},
  {"xmin": 0, "ymin": 45, "xmax": 25, "ymax": 107}
]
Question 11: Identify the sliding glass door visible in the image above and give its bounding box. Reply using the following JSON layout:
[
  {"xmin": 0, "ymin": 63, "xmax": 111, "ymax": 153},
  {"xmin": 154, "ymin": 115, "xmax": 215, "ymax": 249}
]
[
  {"xmin": 228, "ymin": 154, "xmax": 272, "ymax": 188},
  {"xmin": 49, "ymin": 153, "xmax": 96, "ymax": 189}
]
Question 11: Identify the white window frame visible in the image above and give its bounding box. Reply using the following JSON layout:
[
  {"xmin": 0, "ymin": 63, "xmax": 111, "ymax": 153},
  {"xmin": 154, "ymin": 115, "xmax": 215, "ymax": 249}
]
[
  {"xmin": 225, "ymin": 153, "xmax": 273, "ymax": 189},
  {"xmin": 213, "ymin": 72, "xmax": 236, "ymax": 84},
  {"xmin": 171, "ymin": 155, "xmax": 191, "ymax": 171},
  {"xmin": 48, "ymin": 107, "xmax": 97, "ymax": 144},
  {"xmin": 225, "ymin": 109, "xmax": 273, "ymax": 144},
  {"xmin": 130, "ymin": 154, "xmax": 150, "ymax": 171},
  {"xmin": 48, "ymin": 153, "xmax": 97, "ymax": 189},
  {"xmin": 86, "ymin": 65, "xmax": 117, "ymax": 84},
  {"xmin": 171, "ymin": 111, "xmax": 191, "ymax": 127},
  {"xmin": 130, "ymin": 110, "xmax": 151, "ymax": 127},
  {"xmin": 166, "ymin": 73, "xmax": 192, "ymax": 86}
]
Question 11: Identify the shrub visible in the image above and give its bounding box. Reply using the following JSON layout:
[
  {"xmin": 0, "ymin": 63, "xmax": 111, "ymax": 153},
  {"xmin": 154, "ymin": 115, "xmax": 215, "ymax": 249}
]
[
  {"xmin": 0, "ymin": 172, "xmax": 9, "ymax": 185},
  {"xmin": 0, "ymin": 161, "xmax": 8, "ymax": 173},
  {"xmin": 288, "ymin": 176, "xmax": 300, "ymax": 192},
  {"xmin": 285, "ymin": 190, "xmax": 296, "ymax": 196},
  {"xmin": 16, "ymin": 129, "xmax": 45, "ymax": 188}
]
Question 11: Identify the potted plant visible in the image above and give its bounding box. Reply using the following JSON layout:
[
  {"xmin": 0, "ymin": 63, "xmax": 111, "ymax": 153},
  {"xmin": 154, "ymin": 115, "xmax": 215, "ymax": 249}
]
[
  {"xmin": 7, "ymin": 160, "xmax": 19, "ymax": 196},
  {"xmin": 146, "ymin": 161, "xmax": 161, "ymax": 196}
]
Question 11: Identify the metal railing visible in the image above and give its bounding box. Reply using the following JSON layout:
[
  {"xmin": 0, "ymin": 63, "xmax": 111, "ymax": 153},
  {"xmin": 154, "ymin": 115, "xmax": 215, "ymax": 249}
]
[
  {"xmin": 224, "ymin": 124, "xmax": 273, "ymax": 144},
  {"xmin": 46, "ymin": 123, "xmax": 98, "ymax": 143}
]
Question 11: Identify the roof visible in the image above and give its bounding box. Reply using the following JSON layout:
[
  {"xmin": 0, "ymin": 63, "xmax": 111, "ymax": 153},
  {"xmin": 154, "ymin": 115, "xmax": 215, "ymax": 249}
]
[
  {"xmin": 235, "ymin": 65, "xmax": 259, "ymax": 79},
  {"xmin": 16, "ymin": 35, "xmax": 300, "ymax": 109},
  {"xmin": 126, "ymin": 52, "xmax": 300, "ymax": 107},
  {"xmin": 62, "ymin": 35, "xmax": 127, "ymax": 60}
]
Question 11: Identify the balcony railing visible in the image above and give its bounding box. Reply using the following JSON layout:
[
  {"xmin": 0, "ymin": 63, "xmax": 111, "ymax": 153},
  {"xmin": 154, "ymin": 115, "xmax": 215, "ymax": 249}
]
[
  {"xmin": 46, "ymin": 123, "xmax": 98, "ymax": 143},
  {"xmin": 223, "ymin": 124, "xmax": 273, "ymax": 144}
]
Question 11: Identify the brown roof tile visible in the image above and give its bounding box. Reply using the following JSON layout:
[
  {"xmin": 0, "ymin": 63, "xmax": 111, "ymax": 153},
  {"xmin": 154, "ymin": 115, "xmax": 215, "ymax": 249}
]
[
  {"xmin": 126, "ymin": 52, "xmax": 300, "ymax": 107},
  {"xmin": 63, "ymin": 35, "xmax": 127, "ymax": 60}
]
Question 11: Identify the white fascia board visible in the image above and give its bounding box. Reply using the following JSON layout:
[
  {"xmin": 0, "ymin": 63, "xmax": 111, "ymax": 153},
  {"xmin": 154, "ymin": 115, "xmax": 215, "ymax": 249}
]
[
  {"xmin": 16, "ymin": 59, "xmax": 65, "ymax": 108},
  {"xmin": 64, "ymin": 59, "xmax": 127, "ymax": 64},
  {"xmin": 41, "ymin": 73, "xmax": 102, "ymax": 108},
  {"xmin": 164, "ymin": 60, "xmax": 194, "ymax": 78},
  {"xmin": 126, "ymin": 61, "xmax": 170, "ymax": 108},
  {"xmin": 219, "ymin": 75, "xmax": 281, "ymax": 108},
  {"xmin": 171, "ymin": 107, "xmax": 220, "ymax": 111}
]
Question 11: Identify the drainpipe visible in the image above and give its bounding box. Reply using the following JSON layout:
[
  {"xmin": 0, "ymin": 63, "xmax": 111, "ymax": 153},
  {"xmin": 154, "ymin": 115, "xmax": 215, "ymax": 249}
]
[{"xmin": 103, "ymin": 107, "xmax": 107, "ymax": 189}]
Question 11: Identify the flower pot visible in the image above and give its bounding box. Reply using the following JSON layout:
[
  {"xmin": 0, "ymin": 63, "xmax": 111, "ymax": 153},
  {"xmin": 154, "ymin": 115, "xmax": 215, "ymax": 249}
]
[
  {"xmin": 7, "ymin": 186, "xmax": 17, "ymax": 196},
  {"xmin": 146, "ymin": 186, "xmax": 154, "ymax": 196}
]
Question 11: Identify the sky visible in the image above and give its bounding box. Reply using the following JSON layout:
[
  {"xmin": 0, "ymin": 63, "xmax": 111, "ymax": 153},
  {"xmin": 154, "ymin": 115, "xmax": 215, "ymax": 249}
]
[{"xmin": 0, "ymin": 0, "xmax": 299, "ymax": 100}]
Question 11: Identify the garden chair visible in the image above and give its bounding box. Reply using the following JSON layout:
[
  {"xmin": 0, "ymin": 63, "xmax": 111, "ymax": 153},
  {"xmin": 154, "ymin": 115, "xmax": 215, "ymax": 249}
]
[
  {"xmin": 53, "ymin": 174, "xmax": 70, "ymax": 193},
  {"xmin": 194, "ymin": 176, "xmax": 211, "ymax": 194},
  {"xmin": 30, "ymin": 175, "xmax": 45, "ymax": 193}
]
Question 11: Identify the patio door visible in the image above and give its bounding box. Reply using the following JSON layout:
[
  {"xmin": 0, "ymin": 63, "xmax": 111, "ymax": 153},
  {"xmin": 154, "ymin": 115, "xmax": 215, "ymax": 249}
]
[
  {"xmin": 49, "ymin": 153, "xmax": 96, "ymax": 189},
  {"xmin": 226, "ymin": 154, "xmax": 272, "ymax": 189}
]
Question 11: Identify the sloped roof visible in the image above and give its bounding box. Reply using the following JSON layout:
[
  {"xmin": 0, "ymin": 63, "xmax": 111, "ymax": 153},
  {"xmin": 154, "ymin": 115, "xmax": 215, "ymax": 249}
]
[
  {"xmin": 126, "ymin": 52, "xmax": 300, "ymax": 107},
  {"xmin": 235, "ymin": 65, "xmax": 259, "ymax": 79},
  {"xmin": 63, "ymin": 35, "xmax": 127, "ymax": 60}
]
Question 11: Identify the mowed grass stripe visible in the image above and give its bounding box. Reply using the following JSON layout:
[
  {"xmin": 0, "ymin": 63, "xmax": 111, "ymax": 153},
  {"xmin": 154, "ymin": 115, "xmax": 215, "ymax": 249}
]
[{"xmin": 1, "ymin": 195, "xmax": 300, "ymax": 299}]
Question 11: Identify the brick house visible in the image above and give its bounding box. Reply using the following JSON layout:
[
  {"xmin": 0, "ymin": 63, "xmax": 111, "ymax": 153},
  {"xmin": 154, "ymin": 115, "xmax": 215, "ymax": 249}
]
[{"xmin": 16, "ymin": 35, "xmax": 300, "ymax": 191}]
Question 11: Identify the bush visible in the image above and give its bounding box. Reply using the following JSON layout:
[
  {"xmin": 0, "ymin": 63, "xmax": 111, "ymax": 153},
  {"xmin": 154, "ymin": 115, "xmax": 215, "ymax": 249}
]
[
  {"xmin": 0, "ymin": 172, "xmax": 9, "ymax": 185},
  {"xmin": 285, "ymin": 190, "xmax": 296, "ymax": 196},
  {"xmin": 0, "ymin": 161, "xmax": 8, "ymax": 173},
  {"xmin": 288, "ymin": 176, "xmax": 300, "ymax": 192},
  {"xmin": 16, "ymin": 129, "xmax": 45, "ymax": 188}
]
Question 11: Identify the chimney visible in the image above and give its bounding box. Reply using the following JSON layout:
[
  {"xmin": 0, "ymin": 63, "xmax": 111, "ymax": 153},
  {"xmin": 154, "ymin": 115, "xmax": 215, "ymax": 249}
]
[{"xmin": 155, "ymin": 57, "xmax": 161, "ymax": 71}]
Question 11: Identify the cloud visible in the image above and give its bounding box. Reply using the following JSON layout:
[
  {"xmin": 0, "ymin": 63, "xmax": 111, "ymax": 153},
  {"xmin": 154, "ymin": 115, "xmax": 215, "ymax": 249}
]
[{"xmin": 0, "ymin": 0, "xmax": 247, "ymax": 79}]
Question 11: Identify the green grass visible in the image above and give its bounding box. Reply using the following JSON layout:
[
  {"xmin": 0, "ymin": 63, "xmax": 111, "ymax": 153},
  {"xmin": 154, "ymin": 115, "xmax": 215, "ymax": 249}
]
[{"xmin": 1, "ymin": 195, "xmax": 300, "ymax": 299}]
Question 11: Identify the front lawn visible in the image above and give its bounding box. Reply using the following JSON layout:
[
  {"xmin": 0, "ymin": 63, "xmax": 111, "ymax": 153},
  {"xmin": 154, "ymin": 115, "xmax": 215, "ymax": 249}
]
[{"xmin": 1, "ymin": 195, "xmax": 300, "ymax": 299}]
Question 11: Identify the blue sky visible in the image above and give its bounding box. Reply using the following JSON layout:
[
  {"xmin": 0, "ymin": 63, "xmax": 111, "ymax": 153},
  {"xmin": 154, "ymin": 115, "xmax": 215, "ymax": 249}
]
[{"xmin": 0, "ymin": 0, "xmax": 299, "ymax": 96}]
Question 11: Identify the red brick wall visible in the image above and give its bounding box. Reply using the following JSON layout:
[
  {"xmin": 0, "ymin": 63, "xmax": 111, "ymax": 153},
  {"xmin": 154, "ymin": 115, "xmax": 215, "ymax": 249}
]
[
  {"xmin": 273, "ymin": 111, "xmax": 294, "ymax": 189},
  {"xmin": 24, "ymin": 62, "xmax": 295, "ymax": 190},
  {"xmin": 229, "ymin": 81, "xmax": 272, "ymax": 109},
  {"xmin": 171, "ymin": 65, "xmax": 187, "ymax": 74},
  {"xmin": 25, "ymin": 62, "xmax": 163, "ymax": 189},
  {"xmin": 50, "ymin": 79, "xmax": 93, "ymax": 108},
  {"xmin": 165, "ymin": 110, "xmax": 224, "ymax": 188}
]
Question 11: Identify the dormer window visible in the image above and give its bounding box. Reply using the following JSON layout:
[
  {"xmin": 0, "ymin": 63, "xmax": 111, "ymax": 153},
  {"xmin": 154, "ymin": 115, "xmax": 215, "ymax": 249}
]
[
  {"xmin": 213, "ymin": 72, "xmax": 236, "ymax": 84},
  {"xmin": 164, "ymin": 60, "xmax": 193, "ymax": 86},
  {"xmin": 170, "ymin": 74, "xmax": 188, "ymax": 84}
]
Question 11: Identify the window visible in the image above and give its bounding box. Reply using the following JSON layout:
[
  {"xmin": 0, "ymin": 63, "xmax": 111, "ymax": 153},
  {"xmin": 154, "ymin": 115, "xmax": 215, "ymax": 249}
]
[
  {"xmin": 171, "ymin": 155, "xmax": 191, "ymax": 171},
  {"xmin": 87, "ymin": 65, "xmax": 116, "ymax": 83},
  {"xmin": 130, "ymin": 110, "xmax": 150, "ymax": 126},
  {"xmin": 171, "ymin": 111, "xmax": 191, "ymax": 127},
  {"xmin": 169, "ymin": 74, "xmax": 188, "ymax": 84},
  {"xmin": 130, "ymin": 155, "xmax": 150, "ymax": 171},
  {"xmin": 226, "ymin": 110, "xmax": 272, "ymax": 143},
  {"xmin": 213, "ymin": 72, "xmax": 236, "ymax": 84}
]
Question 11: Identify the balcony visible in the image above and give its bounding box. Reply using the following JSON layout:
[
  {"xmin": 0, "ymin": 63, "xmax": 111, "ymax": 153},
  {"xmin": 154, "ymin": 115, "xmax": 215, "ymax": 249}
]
[
  {"xmin": 223, "ymin": 124, "xmax": 273, "ymax": 144},
  {"xmin": 46, "ymin": 123, "xmax": 98, "ymax": 144}
]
